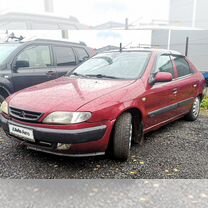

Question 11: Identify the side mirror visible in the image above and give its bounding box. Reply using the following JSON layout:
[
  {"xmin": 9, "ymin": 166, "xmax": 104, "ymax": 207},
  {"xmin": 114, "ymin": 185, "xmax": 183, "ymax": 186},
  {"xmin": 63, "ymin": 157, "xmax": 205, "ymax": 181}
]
[
  {"xmin": 155, "ymin": 72, "xmax": 173, "ymax": 83},
  {"xmin": 150, "ymin": 72, "xmax": 173, "ymax": 85},
  {"xmin": 14, "ymin": 60, "xmax": 29, "ymax": 70}
]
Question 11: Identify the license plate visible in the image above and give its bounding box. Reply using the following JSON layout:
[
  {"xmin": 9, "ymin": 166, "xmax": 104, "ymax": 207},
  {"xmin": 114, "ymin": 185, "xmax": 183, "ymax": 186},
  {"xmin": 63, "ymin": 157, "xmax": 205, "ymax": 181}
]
[{"xmin": 8, "ymin": 124, "xmax": 35, "ymax": 142}]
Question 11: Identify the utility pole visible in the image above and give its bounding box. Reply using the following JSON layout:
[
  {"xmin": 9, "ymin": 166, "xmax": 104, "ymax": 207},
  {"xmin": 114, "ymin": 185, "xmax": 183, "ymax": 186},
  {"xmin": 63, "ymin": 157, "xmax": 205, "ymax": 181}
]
[
  {"xmin": 192, "ymin": 0, "xmax": 197, "ymax": 27},
  {"xmin": 44, "ymin": 0, "xmax": 69, "ymax": 39},
  {"xmin": 44, "ymin": 0, "xmax": 54, "ymax": 13},
  {"xmin": 61, "ymin": 30, "xmax": 69, "ymax": 39},
  {"xmin": 120, "ymin": 43, "xmax": 122, "ymax": 52},
  {"xmin": 125, "ymin": 18, "xmax": 129, "ymax": 30},
  {"xmin": 185, "ymin": 36, "xmax": 189, "ymax": 56},
  {"xmin": 167, "ymin": 29, "xmax": 171, "ymax": 50}
]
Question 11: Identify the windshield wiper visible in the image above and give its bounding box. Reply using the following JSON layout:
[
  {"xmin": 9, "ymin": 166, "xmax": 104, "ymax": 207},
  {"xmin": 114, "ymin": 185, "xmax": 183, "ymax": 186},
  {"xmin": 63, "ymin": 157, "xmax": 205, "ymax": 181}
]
[
  {"xmin": 85, "ymin": 74, "xmax": 119, "ymax": 79},
  {"xmin": 70, "ymin": 72, "xmax": 88, "ymax": 78}
]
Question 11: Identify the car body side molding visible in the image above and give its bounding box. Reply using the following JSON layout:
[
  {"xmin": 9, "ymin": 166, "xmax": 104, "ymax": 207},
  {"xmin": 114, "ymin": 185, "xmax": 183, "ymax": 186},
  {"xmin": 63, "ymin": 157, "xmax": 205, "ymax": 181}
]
[{"xmin": 148, "ymin": 98, "xmax": 194, "ymax": 118}]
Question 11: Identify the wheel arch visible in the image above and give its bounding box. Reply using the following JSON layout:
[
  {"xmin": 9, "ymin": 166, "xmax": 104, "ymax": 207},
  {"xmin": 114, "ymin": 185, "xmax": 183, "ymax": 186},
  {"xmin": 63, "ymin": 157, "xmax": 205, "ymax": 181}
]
[
  {"xmin": 107, "ymin": 106, "xmax": 144, "ymax": 154},
  {"xmin": 115, "ymin": 106, "xmax": 143, "ymax": 122},
  {"xmin": 0, "ymin": 86, "xmax": 11, "ymax": 99},
  {"xmin": 198, "ymin": 93, "xmax": 204, "ymax": 102}
]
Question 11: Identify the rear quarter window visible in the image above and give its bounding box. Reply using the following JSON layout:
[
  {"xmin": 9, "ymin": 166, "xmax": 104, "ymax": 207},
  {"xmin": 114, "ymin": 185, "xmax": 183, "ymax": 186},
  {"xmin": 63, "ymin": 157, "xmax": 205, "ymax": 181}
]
[{"xmin": 172, "ymin": 56, "xmax": 192, "ymax": 78}]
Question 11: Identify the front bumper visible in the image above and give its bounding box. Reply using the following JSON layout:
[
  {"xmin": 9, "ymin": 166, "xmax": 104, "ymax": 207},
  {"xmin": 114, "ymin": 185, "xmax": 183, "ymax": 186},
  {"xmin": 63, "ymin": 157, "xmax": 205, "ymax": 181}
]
[{"xmin": 1, "ymin": 115, "xmax": 112, "ymax": 156}]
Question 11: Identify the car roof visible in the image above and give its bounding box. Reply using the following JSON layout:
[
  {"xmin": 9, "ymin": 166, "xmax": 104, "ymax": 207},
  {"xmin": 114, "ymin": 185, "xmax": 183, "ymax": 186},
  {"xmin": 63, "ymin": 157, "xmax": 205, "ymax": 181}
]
[
  {"xmin": 106, "ymin": 48, "xmax": 182, "ymax": 56},
  {"xmin": 0, "ymin": 42, "xmax": 21, "ymax": 45},
  {"xmin": 0, "ymin": 37, "xmax": 88, "ymax": 47},
  {"xmin": 24, "ymin": 37, "xmax": 87, "ymax": 47}
]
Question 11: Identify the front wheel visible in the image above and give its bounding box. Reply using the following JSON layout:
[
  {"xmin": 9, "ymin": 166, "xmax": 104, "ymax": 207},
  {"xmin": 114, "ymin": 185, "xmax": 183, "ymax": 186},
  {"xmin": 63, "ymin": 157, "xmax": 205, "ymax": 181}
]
[
  {"xmin": 112, "ymin": 113, "xmax": 133, "ymax": 161},
  {"xmin": 185, "ymin": 96, "xmax": 201, "ymax": 121}
]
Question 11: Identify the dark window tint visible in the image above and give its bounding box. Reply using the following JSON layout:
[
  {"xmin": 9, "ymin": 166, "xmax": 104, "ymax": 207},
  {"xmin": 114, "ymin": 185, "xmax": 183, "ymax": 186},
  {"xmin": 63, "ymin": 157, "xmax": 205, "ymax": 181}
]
[
  {"xmin": 75, "ymin": 47, "xmax": 89, "ymax": 62},
  {"xmin": 156, "ymin": 55, "xmax": 174, "ymax": 77},
  {"xmin": 17, "ymin": 45, "xmax": 51, "ymax": 69},
  {"xmin": 172, "ymin": 56, "xmax": 191, "ymax": 77},
  {"xmin": 54, "ymin": 46, "xmax": 76, "ymax": 66}
]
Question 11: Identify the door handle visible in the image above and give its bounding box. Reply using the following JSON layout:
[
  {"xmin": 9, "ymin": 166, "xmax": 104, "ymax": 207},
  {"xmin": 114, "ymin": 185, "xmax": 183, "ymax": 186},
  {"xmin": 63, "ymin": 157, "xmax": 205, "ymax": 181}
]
[
  {"xmin": 46, "ymin": 70, "xmax": 56, "ymax": 76},
  {"xmin": 172, "ymin": 88, "xmax": 178, "ymax": 95}
]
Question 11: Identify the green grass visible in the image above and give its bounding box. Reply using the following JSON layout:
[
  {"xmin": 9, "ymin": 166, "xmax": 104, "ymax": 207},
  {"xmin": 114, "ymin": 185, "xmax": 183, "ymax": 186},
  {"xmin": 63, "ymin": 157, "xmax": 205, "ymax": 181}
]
[{"xmin": 201, "ymin": 97, "xmax": 208, "ymax": 110}]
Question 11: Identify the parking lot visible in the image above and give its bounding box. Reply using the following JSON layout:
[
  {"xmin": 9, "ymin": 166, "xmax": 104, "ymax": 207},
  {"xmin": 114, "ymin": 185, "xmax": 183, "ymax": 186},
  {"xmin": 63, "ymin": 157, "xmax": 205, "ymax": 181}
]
[{"xmin": 0, "ymin": 111, "xmax": 207, "ymax": 179}]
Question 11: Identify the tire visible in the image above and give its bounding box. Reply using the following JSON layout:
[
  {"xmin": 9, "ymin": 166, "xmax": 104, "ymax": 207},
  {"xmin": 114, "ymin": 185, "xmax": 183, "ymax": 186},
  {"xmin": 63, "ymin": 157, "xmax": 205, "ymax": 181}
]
[
  {"xmin": 112, "ymin": 112, "xmax": 133, "ymax": 161},
  {"xmin": 185, "ymin": 96, "xmax": 201, "ymax": 121}
]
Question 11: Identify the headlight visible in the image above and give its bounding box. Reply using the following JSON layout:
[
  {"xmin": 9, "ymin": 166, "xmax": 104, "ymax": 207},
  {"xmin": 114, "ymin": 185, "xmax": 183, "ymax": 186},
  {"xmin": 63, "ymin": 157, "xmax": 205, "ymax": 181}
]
[
  {"xmin": 43, "ymin": 112, "xmax": 92, "ymax": 124},
  {"xmin": 0, "ymin": 101, "xmax": 8, "ymax": 115}
]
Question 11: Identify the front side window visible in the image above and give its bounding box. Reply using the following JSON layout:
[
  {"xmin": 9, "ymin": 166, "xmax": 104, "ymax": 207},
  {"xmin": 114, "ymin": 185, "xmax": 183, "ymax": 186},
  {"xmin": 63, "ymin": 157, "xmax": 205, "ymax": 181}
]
[
  {"xmin": 16, "ymin": 45, "xmax": 52, "ymax": 69},
  {"xmin": 70, "ymin": 51, "xmax": 150, "ymax": 80},
  {"xmin": 172, "ymin": 56, "xmax": 191, "ymax": 77},
  {"xmin": 54, "ymin": 46, "xmax": 76, "ymax": 66},
  {"xmin": 156, "ymin": 55, "xmax": 174, "ymax": 77}
]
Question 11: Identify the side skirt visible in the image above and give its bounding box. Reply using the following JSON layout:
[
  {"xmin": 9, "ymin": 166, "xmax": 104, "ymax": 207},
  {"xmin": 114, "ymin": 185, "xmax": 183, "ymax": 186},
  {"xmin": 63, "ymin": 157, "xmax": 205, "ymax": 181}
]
[{"xmin": 144, "ymin": 112, "xmax": 188, "ymax": 134}]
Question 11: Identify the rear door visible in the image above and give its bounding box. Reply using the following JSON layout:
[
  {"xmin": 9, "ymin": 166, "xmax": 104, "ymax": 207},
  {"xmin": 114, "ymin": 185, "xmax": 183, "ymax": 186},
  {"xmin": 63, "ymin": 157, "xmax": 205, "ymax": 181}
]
[
  {"xmin": 12, "ymin": 44, "xmax": 57, "ymax": 91},
  {"xmin": 171, "ymin": 55, "xmax": 199, "ymax": 115},
  {"xmin": 53, "ymin": 45, "xmax": 77, "ymax": 77}
]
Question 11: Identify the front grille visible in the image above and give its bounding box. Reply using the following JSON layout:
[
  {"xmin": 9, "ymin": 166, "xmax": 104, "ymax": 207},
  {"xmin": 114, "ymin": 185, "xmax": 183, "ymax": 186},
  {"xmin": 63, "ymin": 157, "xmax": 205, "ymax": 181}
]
[{"xmin": 9, "ymin": 107, "xmax": 43, "ymax": 122}]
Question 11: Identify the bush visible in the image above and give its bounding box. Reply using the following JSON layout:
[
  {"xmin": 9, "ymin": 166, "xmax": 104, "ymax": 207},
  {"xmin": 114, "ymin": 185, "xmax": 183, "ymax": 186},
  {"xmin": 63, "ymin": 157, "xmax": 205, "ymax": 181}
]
[{"xmin": 201, "ymin": 97, "xmax": 208, "ymax": 110}]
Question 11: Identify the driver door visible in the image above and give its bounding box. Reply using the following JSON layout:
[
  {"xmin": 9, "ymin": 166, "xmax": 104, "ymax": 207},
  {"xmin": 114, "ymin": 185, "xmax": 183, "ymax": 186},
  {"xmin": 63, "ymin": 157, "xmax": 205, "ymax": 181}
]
[
  {"xmin": 144, "ymin": 54, "xmax": 179, "ymax": 128},
  {"xmin": 12, "ymin": 44, "xmax": 57, "ymax": 91}
]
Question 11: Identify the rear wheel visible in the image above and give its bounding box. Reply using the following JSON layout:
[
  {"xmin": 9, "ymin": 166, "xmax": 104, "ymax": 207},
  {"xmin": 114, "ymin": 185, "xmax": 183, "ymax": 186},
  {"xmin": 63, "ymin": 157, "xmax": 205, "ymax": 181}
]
[
  {"xmin": 185, "ymin": 96, "xmax": 201, "ymax": 121},
  {"xmin": 112, "ymin": 113, "xmax": 133, "ymax": 161}
]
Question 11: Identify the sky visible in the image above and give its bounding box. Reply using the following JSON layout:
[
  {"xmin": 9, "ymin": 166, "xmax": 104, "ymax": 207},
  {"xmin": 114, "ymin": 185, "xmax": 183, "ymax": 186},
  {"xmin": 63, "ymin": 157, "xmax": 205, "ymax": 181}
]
[
  {"xmin": 0, "ymin": 0, "xmax": 170, "ymax": 26},
  {"xmin": 53, "ymin": 0, "xmax": 170, "ymax": 25},
  {"xmin": 0, "ymin": 0, "xmax": 170, "ymax": 48}
]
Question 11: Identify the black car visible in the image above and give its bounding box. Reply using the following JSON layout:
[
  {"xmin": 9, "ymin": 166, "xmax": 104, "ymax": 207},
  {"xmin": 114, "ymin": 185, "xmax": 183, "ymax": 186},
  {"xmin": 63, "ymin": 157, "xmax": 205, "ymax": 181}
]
[{"xmin": 0, "ymin": 38, "xmax": 95, "ymax": 103}]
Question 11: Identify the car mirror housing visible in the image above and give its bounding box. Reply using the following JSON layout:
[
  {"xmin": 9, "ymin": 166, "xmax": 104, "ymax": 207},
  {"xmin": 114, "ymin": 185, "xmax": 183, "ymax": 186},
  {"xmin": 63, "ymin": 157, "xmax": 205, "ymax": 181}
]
[
  {"xmin": 14, "ymin": 60, "xmax": 29, "ymax": 70},
  {"xmin": 150, "ymin": 72, "xmax": 173, "ymax": 85},
  {"xmin": 155, "ymin": 72, "xmax": 173, "ymax": 83}
]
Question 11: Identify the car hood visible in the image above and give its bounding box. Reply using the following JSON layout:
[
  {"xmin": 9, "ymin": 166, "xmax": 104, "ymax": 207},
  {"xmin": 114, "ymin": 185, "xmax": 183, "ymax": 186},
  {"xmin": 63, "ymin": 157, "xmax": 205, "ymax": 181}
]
[{"xmin": 9, "ymin": 77, "xmax": 135, "ymax": 113}]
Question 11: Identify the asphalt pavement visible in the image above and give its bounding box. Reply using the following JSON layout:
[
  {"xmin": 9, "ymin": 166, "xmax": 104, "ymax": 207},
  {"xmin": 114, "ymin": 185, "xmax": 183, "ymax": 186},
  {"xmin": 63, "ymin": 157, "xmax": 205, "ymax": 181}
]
[{"xmin": 0, "ymin": 180, "xmax": 208, "ymax": 208}]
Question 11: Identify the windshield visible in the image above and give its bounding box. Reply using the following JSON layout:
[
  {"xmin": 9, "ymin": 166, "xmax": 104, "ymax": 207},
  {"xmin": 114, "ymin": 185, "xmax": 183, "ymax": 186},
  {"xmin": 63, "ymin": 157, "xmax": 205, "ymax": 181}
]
[
  {"xmin": 0, "ymin": 44, "xmax": 20, "ymax": 65},
  {"xmin": 70, "ymin": 51, "xmax": 151, "ymax": 80}
]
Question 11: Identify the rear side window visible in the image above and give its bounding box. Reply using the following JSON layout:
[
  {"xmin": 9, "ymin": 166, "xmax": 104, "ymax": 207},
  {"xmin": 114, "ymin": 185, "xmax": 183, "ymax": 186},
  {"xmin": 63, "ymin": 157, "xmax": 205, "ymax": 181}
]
[
  {"xmin": 156, "ymin": 55, "xmax": 174, "ymax": 77},
  {"xmin": 17, "ymin": 45, "xmax": 52, "ymax": 68},
  {"xmin": 53, "ymin": 46, "xmax": 76, "ymax": 66},
  {"xmin": 74, "ymin": 47, "xmax": 89, "ymax": 63},
  {"xmin": 172, "ymin": 56, "xmax": 191, "ymax": 77}
]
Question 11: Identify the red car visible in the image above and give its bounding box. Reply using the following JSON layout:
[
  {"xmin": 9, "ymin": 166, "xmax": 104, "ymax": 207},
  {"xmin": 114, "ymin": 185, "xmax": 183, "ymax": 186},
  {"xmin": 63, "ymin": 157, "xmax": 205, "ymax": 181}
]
[{"xmin": 1, "ymin": 49, "xmax": 206, "ymax": 160}]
